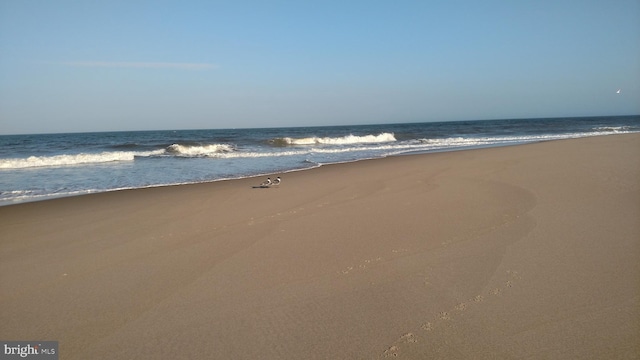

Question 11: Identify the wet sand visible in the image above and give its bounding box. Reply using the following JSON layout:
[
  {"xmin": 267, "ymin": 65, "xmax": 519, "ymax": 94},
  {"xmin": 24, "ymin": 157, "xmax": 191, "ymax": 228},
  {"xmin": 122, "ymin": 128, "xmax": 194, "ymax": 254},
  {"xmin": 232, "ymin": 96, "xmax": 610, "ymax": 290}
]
[{"xmin": 1, "ymin": 134, "xmax": 638, "ymax": 359}]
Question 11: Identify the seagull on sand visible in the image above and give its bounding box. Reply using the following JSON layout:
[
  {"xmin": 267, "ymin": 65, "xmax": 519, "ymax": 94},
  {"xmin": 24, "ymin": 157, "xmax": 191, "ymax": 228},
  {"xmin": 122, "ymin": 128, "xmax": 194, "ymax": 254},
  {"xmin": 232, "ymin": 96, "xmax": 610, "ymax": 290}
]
[
  {"xmin": 272, "ymin": 177, "xmax": 281, "ymax": 186},
  {"xmin": 259, "ymin": 178, "xmax": 272, "ymax": 187}
]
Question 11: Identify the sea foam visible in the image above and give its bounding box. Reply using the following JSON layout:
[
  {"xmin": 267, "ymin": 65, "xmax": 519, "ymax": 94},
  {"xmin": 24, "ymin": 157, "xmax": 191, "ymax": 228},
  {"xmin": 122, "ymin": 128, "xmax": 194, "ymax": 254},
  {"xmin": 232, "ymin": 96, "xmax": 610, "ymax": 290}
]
[
  {"xmin": 166, "ymin": 143, "xmax": 235, "ymax": 157},
  {"xmin": 273, "ymin": 132, "xmax": 396, "ymax": 146},
  {"xmin": 0, "ymin": 150, "xmax": 163, "ymax": 169}
]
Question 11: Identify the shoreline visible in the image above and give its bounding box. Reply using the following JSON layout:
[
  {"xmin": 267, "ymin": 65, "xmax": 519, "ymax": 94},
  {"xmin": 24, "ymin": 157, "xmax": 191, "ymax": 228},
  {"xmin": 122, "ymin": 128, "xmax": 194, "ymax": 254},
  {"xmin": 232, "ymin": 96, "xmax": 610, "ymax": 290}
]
[
  {"xmin": 1, "ymin": 134, "xmax": 639, "ymax": 359},
  {"xmin": 2, "ymin": 133, "xmax": 636, "ymax": 207}
]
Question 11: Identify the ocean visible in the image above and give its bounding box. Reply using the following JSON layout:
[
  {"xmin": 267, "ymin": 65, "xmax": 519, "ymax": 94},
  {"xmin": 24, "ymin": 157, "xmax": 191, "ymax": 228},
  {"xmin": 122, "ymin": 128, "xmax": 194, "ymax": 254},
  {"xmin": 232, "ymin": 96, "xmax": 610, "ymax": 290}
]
[{"xmin": 1, "ymin": 115, "xmax": 638, "ymax": 206}]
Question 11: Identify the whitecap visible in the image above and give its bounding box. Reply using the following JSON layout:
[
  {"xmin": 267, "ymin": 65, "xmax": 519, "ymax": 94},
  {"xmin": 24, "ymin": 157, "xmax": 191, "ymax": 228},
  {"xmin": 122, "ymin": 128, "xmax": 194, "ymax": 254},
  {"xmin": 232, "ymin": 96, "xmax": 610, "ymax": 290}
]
[
  {"xmin": 274, "ymin": 132, "xmax": 396, "ymax": 146},
  {"xmin": 166, "ymin": 143, "xmax": 235, "ymax": 157}
]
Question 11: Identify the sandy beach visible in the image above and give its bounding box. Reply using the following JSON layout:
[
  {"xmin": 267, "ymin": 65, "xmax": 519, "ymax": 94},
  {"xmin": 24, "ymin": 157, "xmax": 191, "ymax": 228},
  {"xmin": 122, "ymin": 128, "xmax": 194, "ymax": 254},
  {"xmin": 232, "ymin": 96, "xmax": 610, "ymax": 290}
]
[{"xmin": 1, "ymin": 134, "xmax": 638, "ymax": 359}]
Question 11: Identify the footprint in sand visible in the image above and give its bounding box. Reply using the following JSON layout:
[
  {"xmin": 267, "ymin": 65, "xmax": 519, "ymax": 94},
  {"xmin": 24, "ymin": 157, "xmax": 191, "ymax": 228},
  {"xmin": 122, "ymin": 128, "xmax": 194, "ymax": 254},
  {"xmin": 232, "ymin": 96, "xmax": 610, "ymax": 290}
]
[
  {"xmin": 383, "ymin": 345, "xmax": 399, "ymax": 358},
  {"xmin": 339, "ymin": 266, "xmax": 354, "ymax": 275},
  {"xmin": 455, "ymin": 302, "xmax": 467, "ymax": 311},
  {"xmin": 399, "ymin": 333, "xmax": 418, "ymax": 344},
  {"xmin": 507, "ymin": 270, "xmax": 521, "ymax": 280},
  {"xmin": 421, "ymin": 322, "xmax": 433, "ymax": 331},
  {"xmin": 486, "ymin": 270, "xmax": 521, "ymax": 295},
  {"xmin": 381, "ymin": 270, "xmax": 522, "ymax": 358},
  {"xmin": 505, "ymin": 270, "xmax": 522, "ymax": 288},
  {"xmin": 381, "ymin": 334, "xmax": 418, "ymax": 358}
]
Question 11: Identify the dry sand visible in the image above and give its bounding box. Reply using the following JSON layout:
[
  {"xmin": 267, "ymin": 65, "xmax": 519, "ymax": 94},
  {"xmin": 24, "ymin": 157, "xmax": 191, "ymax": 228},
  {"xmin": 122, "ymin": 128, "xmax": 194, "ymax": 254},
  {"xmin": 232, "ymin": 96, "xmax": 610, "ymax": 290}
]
[{"xmin": 1, "ymin": 134, "xmax": 639, "ymax": 359}]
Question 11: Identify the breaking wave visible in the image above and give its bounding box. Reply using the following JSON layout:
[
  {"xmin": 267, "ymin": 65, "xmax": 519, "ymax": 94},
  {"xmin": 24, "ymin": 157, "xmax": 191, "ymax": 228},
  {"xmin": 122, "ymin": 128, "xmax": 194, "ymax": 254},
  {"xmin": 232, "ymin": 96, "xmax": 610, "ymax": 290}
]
[
  {"xmin": 592, "ymin": 126, "xmax": 631, "ymax": 133},
  {"xmin": 271, "ymin": 132, "xmax": 396, "ymax": 146},
  {"xmin": 166, "ymin": 143, "xmax": 235, "ymax": 157},
  {"xmin": 0, "ymin": 143, "xmax": 237, "ymax": 169},
  {"xmin": 0, "ymin": 150, "xmax": 165, "ymax": 169}
]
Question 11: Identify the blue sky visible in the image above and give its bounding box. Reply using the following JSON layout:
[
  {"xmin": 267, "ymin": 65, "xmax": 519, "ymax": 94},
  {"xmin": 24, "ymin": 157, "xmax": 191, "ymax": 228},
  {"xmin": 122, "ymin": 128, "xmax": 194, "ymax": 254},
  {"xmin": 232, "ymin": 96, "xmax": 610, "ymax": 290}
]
[{"xmin": 1, "ymin": 0, "xmax": 638, "ymax": 134}]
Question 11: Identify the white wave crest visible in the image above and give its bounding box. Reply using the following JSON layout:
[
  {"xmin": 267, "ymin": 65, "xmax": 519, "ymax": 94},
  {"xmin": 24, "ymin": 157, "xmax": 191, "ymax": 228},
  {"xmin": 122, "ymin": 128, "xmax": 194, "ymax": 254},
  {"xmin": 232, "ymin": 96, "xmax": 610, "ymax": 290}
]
[
  {"xmin": 592, "ymin": 126, "xmax": 631, "ymax": 133},
  {"xmin": 166, "ymin": 143, "xmax": 235, "ymax": 157},
  {"xmin": 0, "ymin": 150, "xmax": 163, "ymax": 169},
  {"xmin": 279, "ymin": 132, "xmax": 396, "ymax": 146}
]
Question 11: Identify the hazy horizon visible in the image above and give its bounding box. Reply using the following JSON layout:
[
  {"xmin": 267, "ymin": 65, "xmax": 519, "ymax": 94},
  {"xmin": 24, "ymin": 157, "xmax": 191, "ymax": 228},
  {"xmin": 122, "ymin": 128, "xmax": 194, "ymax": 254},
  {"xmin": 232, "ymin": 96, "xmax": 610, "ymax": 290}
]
[{"xmin": 2, "ymin": 114, "xmax": 639, "ymax": 137}]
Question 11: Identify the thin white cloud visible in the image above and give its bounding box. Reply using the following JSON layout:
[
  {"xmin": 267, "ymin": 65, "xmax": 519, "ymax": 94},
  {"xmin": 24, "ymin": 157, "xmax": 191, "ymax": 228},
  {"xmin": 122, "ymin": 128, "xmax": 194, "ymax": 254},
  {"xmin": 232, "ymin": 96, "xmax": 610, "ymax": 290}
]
[{"xmin": 61, "ymin": 61, "xmax": 218, "ymax": 70}]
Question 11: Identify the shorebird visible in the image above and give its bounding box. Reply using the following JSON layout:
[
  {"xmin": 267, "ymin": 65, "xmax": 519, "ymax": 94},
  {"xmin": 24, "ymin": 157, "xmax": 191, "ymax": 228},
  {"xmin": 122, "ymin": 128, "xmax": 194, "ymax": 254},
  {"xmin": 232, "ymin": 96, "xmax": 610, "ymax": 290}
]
[
  {"xmin": 272, "ymin": 177, "xmax": 281, "ymax": 186},
  {"xmin": 259, "ymin": 178, "xmax": 272, "ymax": 187}
]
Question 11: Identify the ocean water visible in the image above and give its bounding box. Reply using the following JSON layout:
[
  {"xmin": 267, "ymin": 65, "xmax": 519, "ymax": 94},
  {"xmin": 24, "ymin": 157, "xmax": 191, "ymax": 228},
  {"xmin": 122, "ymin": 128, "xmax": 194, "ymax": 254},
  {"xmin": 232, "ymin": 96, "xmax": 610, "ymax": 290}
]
[{"xmin": 1, "ymin": 116, "xmax": 638, "ymax": 205}]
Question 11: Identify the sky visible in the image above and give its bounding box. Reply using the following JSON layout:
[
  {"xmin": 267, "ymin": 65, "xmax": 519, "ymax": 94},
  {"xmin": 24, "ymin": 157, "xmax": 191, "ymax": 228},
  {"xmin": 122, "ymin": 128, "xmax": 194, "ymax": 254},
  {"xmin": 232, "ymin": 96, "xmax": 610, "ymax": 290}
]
[{"xmin": 1, "ymin": 0, "xmax": 639, "ymax": 135}]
